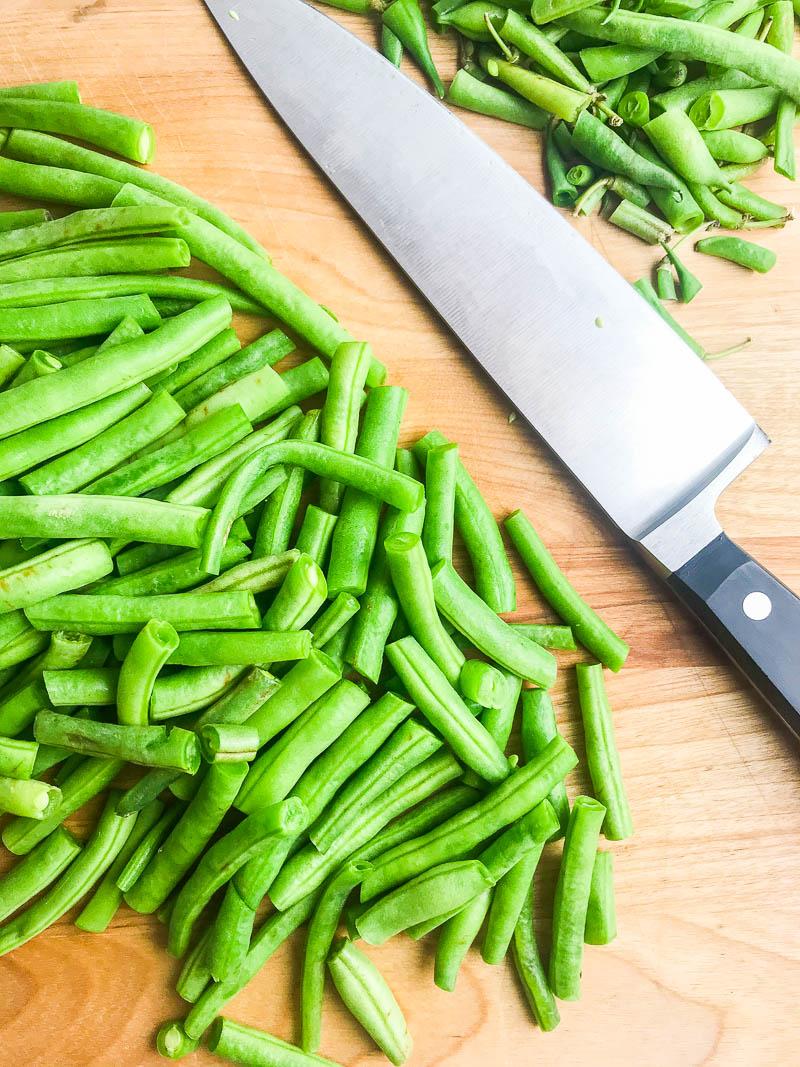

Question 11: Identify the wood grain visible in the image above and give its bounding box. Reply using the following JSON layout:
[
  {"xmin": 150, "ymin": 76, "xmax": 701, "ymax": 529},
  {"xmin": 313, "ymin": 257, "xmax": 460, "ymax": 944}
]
[{"xmin": 1, "ymin": 2, "xmax": 800, "ymax": 1064}]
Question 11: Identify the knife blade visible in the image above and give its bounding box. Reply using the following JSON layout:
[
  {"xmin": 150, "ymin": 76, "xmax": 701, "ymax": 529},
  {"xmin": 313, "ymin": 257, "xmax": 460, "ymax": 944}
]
[{"xmin": 205, "ymin": 0, "xmax": 800, "ymax": 735}]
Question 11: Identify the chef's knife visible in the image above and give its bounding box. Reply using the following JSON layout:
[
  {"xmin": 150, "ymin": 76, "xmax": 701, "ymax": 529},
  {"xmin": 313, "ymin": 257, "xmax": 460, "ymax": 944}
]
[{"xmin": 204, "ymin": 0, "xmax": 800, "ymax": 735}]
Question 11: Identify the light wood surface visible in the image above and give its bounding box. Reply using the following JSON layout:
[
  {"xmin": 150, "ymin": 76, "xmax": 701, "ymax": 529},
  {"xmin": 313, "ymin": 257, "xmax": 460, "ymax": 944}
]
[{"xmin": 2, "ymin": 2, "xmax": 800, "ymax": 1064}]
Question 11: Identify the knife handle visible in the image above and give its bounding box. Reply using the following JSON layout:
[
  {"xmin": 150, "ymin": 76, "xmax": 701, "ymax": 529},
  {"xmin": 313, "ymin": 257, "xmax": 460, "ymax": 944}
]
[{"xmin": 669, "ymin": 532, "xmax": 800, "ymax": 739}]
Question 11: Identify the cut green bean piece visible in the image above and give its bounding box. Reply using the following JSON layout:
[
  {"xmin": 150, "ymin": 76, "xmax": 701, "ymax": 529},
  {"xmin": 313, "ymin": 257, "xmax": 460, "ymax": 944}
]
[
  {"xmin": 319, "ymin": 341, "xmax": 373, "ymax": 513},
  {"xmin": 549, "ymin": 795, "xmax": 607, "ymax": 1000},
  {"xmin": 0, "ymin": 776, "xmax": 61, "ymax": 818},
  {"xmin": 207, "ymin": 1018, "xmax": 340, "ymax": 1066},
  {"xmin": 254, "ymin": 410, "xmax": 320, "ymax": 559},
  {"xmin": 0, "ymin": 294, "xmax": 159, "ymax": 343},
  {"xmin": 446, "ymin": 68, "xmax": 548, "ymax": 128},
  {"xmin": 513, "ymin": 878, "xmax": 560, "ymax": 1030},
  {"xmin": 150, "ymin": 665, "xmax": 247, "ymax": 721},
  {"xmin": 434, "ymin": 888, "xmax": 492, "ymax": 992},
  {"xmin": 422, "ymin": 442, "xmax": 458, "ymax": 566},
  {"xmin": 0, "ymin": 236, "xmax": 190, "ymax": 283},
  {"xmin": 0, "ymin": 826, "xmax": 81, "ymax": 923},
  {"xmin": 609, "ymin": 199, "xmax": 673, "ymax": 244},
  {"xmin": 295, "ymin": 505, "xmax": 338, "ymax": 567},
  {"xmin": 34, "ymin": 711, "xmax": 201, "ymax": 773},
  {"xmin": 511, "ymin": 622, "xmax": 577, "ymax": 650},
  {"xmin": 0, "ymin": 538, "xmax": 112, "ymax": 613},
  {"xmin": 0, "ymin": 737, "xmax": 38, "ymax": 779},
  {"xmin": 505, "ymin": 509, "xmax": 629, "ymax": 671},
  {"xmin": 117, "ymin": 619, "xmax": 179, "ymax": 726},
  {"xmin": 97, "ymin": 540, "xmax": 249, "ymax": 598},
  {"xmin": 482, "ymin": 848, "xmax": 541, "ymax": 966},
  {"xmin": 575, "ymin": 663, "xmax": 633, "ymax": 840},
  {"xmin": 26, "ymin": 591, "xmax": 260, "ymax": 634},
  {"xmin": 522, "ymin": 689, "xmax": 570, "ymax": 835},
  {"xmin": 0, "ymin": 97, "xmax": 154, "ymax": 163}
]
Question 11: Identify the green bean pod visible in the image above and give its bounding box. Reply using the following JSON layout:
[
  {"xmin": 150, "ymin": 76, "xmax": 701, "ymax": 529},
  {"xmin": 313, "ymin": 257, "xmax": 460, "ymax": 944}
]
[
  {"xmin": 446, "ymin": 68, "xmax": 548, "ymax": 128},
  {"xmin": 254, "ymin": 409, "xmax": 320, "ymax": 558},
  {"xmin": 0, "ymin": 826, "xmax": 81, "ymax": 923}
]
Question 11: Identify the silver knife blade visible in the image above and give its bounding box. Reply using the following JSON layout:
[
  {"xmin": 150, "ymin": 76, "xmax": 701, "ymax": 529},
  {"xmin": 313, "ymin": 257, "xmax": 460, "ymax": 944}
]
[{"xmin": 204, "ymin": 0, "xmax": 766, "ymax": 571}]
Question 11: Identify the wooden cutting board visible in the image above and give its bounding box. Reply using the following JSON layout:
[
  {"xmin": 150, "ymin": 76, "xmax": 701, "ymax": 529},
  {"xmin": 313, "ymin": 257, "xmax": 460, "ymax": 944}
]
[{"xmin": 2, "ymin": 2, "xmax": 799, "ymax": 1064}]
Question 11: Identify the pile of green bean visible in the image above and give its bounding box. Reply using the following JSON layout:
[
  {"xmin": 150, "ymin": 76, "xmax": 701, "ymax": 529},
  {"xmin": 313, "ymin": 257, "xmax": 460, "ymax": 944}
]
[
  {"xmin": 323, "ymin": 0, "xmax": 798, "ymax": 355},
  {"xmin": 0, "ymin": 79, "xmax": 634, "ymax": 1066}
]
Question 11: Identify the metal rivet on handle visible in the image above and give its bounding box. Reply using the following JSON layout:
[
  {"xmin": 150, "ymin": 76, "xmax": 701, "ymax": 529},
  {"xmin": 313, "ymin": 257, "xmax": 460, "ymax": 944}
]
[{"xmin": 742, "ymin": 591, "xmax": 772, "ymax": 621}]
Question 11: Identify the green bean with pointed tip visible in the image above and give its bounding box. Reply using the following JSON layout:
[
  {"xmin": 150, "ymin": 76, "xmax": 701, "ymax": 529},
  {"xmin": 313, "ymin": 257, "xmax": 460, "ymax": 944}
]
[
  {"xmin": 383, "ymin": 0, "xmax": 444, "ymax": 97},
  {"xmin": 716, "ymin": 182, "xmax": 788, "ymax": 221},
  {"xmin": 513, "ymin": 876, "xmax": 560, "ymax": 1029},
  {"xmin": 488, "ymin": 59, "xmax": 594, "ymax": 122},
  {"xmin": 572, "ymin": 109, "xmax": 682, "ymax": 190},
  {"xmin": 446, "ymin": 68, "xmax": 548, "ymax": 128},
  {"xmin": 661, "ymin": 242, "xmax": 703, "ymax": 303},
  {"xmin": 695, "ymin": 234, "xmax": 777, "ymax": 271}
]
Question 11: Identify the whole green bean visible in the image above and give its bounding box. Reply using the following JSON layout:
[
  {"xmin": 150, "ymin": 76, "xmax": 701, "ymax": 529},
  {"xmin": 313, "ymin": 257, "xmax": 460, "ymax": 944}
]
[
  {"xmin": 26, "ymin": 590, "xmax": 260, "ymax": 634},
  {"xmin": 0, "ymin": 790, "xmax": 135, "ymax": 956},
  {"xmin": 0, "ymin": 294, "xmax": 231, "ymax": 440},
  {"xmin": 575, "ymin": 663, "xmax": 633, "ymax": 840},
  {"xmin": 505, "ymin": 509, "xmax": 629, "ymax": 671},
  {"xmin": 117, "ymin": 619, "xmax": 179, "ymax": 726},
  {"xmin": 0, "ymin": 826, "xmax": 81, "ymax": 923},
  {"xmin": 446, "ymin": 67, "xmax": 548, "ymax": 128},
  {"xmin": 572, "ymin": 109, "xmax": 681, "ymax": 190},
  {"xmin": 513, "ymin": 878, "xmax": 560, "ymax": 1029},
  {"xmin": 74, "ymin": 799, "xmax": 164, "ymax": 932},
  {"xmin": 413, "ymin": 431, "xmax": 514, "ymax": 613},
  {"xmin": 0, "ymin": 81, "xmax": 80, "ymax": 102},
  {"xmin": 695, "ymin": 234, "xmax": 777, "ymax": 271},
  {"xmin": 124, "ymin": 761, "xmax": 248, "ymax": 914},
  {"xmin": 328, "ymin": 937, "xmax": 412, "ymax": 1064},
  {"xmin": 254, "ymin": 410, "xmax": 319, "ymax": 559},
  {"xmin": 386, "ymin": 636, "xmax": 509, "ymax": 783},
  {"xmin": 237, "ymin": 679, "xmax": 369, "ymax": 814},
  {"xmin": 436, "ymin": 1, "xmax": 507, "ymax": 39},
  {"xmin": 549, "ymin": 795, "xmax": 607, "ymax": 1000},
  {"xmin": 167, "ymin": 795, "xmax": 307, "ymax": 956},
  {"xmin": 360, "ymin": 736, "xmax": 576, "ymax": 902},
  {"xmin": 0, "ymin": 538, "xmax": 112, "ymax": 613},
  {"xmin": 383, "ymin": 0, "xmax": 444, "ymax": 97},
  {"xmin": 202, "ymin": 439, "xmax": 423, "ymax": 575},
  {"xmin": 270, "ymin": 751, "xmax": 465, "ymax": 911}
]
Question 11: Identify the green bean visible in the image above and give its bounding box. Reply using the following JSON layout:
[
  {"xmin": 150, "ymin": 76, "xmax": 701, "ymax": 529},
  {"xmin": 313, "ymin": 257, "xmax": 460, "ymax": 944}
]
[
  {"xmin": 0, "ymin": 790, "xmax": 135, "ymax": 956},
  {"xmin": 575, "ymin": 663, "xmax": 633, "ymax": 840},
  {"xmin": 150, "ymin": 665, "xmax": 247, "ymax": 720},
  {"xmin": 357, "ymin": 858, "xmax": 496, "ymax": 945},
  {"xmin": 716, "ymin": 182, "xmax": 788, "ymax": 220},
  {"xmin": 629, "ymin": 140, "xmax": 703, "ymax": 233},
  {"xmin": 504, "ymin": 509, "xmax": 629, "ymax": 670},
  {"xmin": 0, "ymin": 538, "xmax": 112, "ymax": 613},
  {"xmin": 521, "ymin": 689, "xmax": 570, "ymax": 835},
  {"xmin": 765, "ymin": 1, "xmax": 796, "ymax": 178},
  {"xmin": 319, "ymin": 341, "xmax": 373, "ymax": 513},
  {"xmin": 196, "ymin": 551, "xmax": 294, "ymax": 597},
  {"xmin": 482, "ymin": 846, "xmax": 541, "ymax": 966},
  {"xmin": 660, "ymin": 242, "xmax": 703, "ymax": 303},
  {"xmin": 0, "ymin": 293, "xmax": 160, "ymax": 343},
  {"xmin": 549, "ymin": 795, "xmax": 607, "ymax": 1000},
  {"xmin": 0, "ymin": 826, "xmax": 81, "ymax": 923},
  {"xmin": 573, "ymin": 109, "xmax": 681, "ymax": 190},
  {"xmin": 114, "ymin": 802, "xmax": 184, "ymax": 892},
  {"xmin": 688, "ymin": 182, "xmax": 745, "ymax": 227},
  {"xmin": 33, "ymin": 710, "xmax": 200, "ymax": 773},
  {"xmin": 580, "ymin": 44, "xmax": 662, "ymax": 82},
  {"xmin": 413, "ymin": 431, "xmax": 514, "ymax": 612},
  {"xmin": 385, "ymin": 635, "xmax": 509, "ymax": 783},
  {"xmin": 9, "ymin": 349, "xmax": 63, "ymax": 387},
  {"xmin": 446, "ymin": 67, "xmax": 548, "ymax": 128},
  {"xmin": 383, "ymin": 0, "xmax": 444, "ymax": 97},
  {"xmin": 293, "ymin": 505, "xmax": 337, "ymax": 568},
  {"xmin": 152, "ymin": 328, "xmax": 241, "ymax": 399},
  {"xmin": 458, "ymin": 659, "xmax": 509, "ymax": 710},
  {"xmin": 360, "ymin": 735, "xmax": 576, "ymax": 903},
  {"xmin": 0, "ymin": 294, "xmax": 230, "ymax": 440},
  {"xmin": 183, "ymin": 361, "xmax": 289, "ymax": 431},
  {"xmin": 699, "ymin": 129, "xmax": 768, "ymax": 165},
  {"xmin": 418, "ymin": 442, "xmax": 457, "ymax": 567},
  {"xmin": 97, "ymin": 541, "xmax": 249, "ymax": 599},
  {"xmin": 488, "ymin": 59, "xmax": 593, "ymax": 122},
  {"xmin": 545, "ymin": 121, "xmax": 578, "ymax": 207},
  {"xmin": 690, "ymin": 86, "xmax": 780, "ymax": 132},
  {"xmin": 651, "ymin": 69, "xmax": 758, "ymax": 115},
  {"xmin": 0, "ymin": 236, "xmax": 189, "ymax": 284},
  {"xmin": 302, "ymin": 860, "xmax": 374, "ymax": 1052},
  {"xmin": 208, "ymin": 1017, "xmax": 339, "ymax": 1066},
  {"xmin": 570, "ymin": 6, "xmax": 800, "ymax": 98},
  {"xmin": 566, "ymin": 163, "xmax": 595, "ymax": 186},
  {"xmin": 0, "ymin": 155, "xmax": 120, "ymax": 208},
  {"xmin": 198, "ymin": 724, "xmax": 258, "ymax": 762},
  {"xmin": 5, "ymin": 129, "xmax": 267, "ymax": 258},
  {"xmin": 167, "ymin": 407, "xmax": 301, "ymax": 509},
  {"xmin": 111, "ymin": 181, "xmax": 386, "ymax": 388},
  {"xmin": 175, "ymin": 332, "xmax": 291, "ymax": 415},
  {"xmin": 433, "ymin": 888, "xmax": 492, "ymax": 991},
  {"xmin": 176, "ymin": 925, "xmax": 214, "ymax": 1002},
  {"xmin": 237, "ymin": 679, "xmax": 369, "ymax": 814},
  {"xmin": 511, "ymin": 623, "xmax": 577, "ymax": 650},
  {"xmin": 0, "ymin": 776, "xmax": 60, "ymax": 818},
  {"xmin": 124, "ymin": 761, "xmax": 248, "ymax": 915},
  {"xmin": 583, "ymin": 850, "xmax": 617, "ymax": 946},
  {"xmin": 0, "ymin": 81, "xmax": 79, "ymax": 103},
  {"xmin": 116, "ymin": 619, "xmax": 178, "ymax": 726},
  {"xmin": 632, "ymin": 275, "xmax": 707, "ymax": 354},
  {"xmin": 244, "ymin": 650, "xmax": 339, "ymax": 748},
  {"xmin": 609, "ymin": 198, "xmax": 674, "ymax": 244},
  {"xmin": 150, "ymin": 629, "xmax": 312, "ymax": 668},
  {"xmin": 310, "ymin": 719, "xmax": 443, "ymax": 855},
  {"xmin": 254, "ymin": 410, "xmax": 319, "ymax": 559},
  {"xmin": 74, "ymin": 799, "xmax": 164, "ymax": 932},
  {"xmin": 327, "ymin": 937, "xmax": 412, "ymax": 1064},
  {"xmin": 167, "ymin": 795, "xmax": 307, "ymax": 956},
  {"xmin": 512, "ymin": 877, "xmax": 560, "ymax": 1029},
  {"xmin": 117, "ymin": 666, "xmax": 279, "ymax": 814},
  {"xmin": 27, "ymin": 590, "xmax": 259, "ymax": 634},
  {"xmin": 0, "ymin": 343, "xmax": 24, "ymax": 386},
  {"xmin": 657, "ymin": 258, "xmax": 677, "ymax": 301},
  {"xmin": 203, "ymin": 440, "xmax": 423, "ymax": 575},
  {"xmin": 385, "ymin": 533, "xmax": 465, "ymax": 685},
  {"xmin": 261, "ymin": 553, "xmax": 328, "ymax": 633},
  {"xmin": 497, "ymin": 11, "xmax": 591, "ymax": 94},
  {"xmin": 381, "ymin": 22, "xmax": 404, "ymax": 64},
  {"xmin": 643, "ymin": 109, "xmax": 732, "ymax": 190},
  {"xmin": 156, "ymin": 1022, "xmax": 201, "ymax": 1060},
  {"xmin": 618, "ymin": 89, "xmax": 651, "ymax": 126},
  {"xmin": 695, "ymin": 233, "xmax": 777, "ymax": 271},
  {"xmin": 430, "ymin": 559, "xmax": 557, "ymax": 688},
  {"xmin": 327, "ymin": 386, "xmax": 408, "ymax": 596},
  {"xmin": 20, "ymin": 392, "xmax": 185, "ymax": 496},
  {"xmin": 652, "ymin": 57, "xmax": 688, "ymax": 89},
  {"xmin": 0, "ymin": 209, "xmax": 51, "ymax": 235},
  {"xmin": 270, "ymin": 751, "xmax": 465, "ymax": 911},
  {"xmin": 436, "ymin": 1, "xmax": 506, "ymax": 39},
  {"xmin": 0, "ymin": 96, "xmax": 154, "ymax": 162},
  {"xmin": 0, "ymin": 737, "xmax": 38, "ymax": 779}
]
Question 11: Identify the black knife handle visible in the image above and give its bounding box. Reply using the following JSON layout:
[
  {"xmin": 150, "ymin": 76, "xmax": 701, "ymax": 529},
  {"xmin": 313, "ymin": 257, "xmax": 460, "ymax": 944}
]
[{"xmin": 668, "ymin": 532, "xmax": 800, "ymax": 738}]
